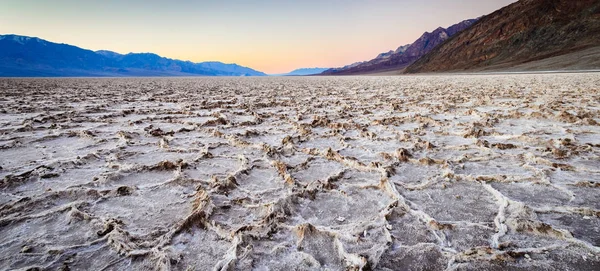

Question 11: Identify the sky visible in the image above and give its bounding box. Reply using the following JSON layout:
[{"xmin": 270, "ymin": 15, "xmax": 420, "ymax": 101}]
[{"xmin": 0, "ymin": 0, "xmax": 516, "ymax": 74}]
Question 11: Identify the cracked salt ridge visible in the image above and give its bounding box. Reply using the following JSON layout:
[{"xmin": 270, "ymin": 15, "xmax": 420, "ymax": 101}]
[{"xmin": 1, "ymin": 74, "xmax": 600, "ymax": 270}]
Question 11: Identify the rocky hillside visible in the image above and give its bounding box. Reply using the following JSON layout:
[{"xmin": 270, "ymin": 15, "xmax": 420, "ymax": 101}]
[
  {"xmin": 406, "ymin": 0, "xmax": 600, "ymax": 73},
  {"xmin": 321, "ymin": 19, "xmax": 477, "ymax": 75}
]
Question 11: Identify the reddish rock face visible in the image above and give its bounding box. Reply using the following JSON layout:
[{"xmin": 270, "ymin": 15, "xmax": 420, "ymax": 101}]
[
  {"xmin": 406, "ymin": 0, "xmax": 600, "ymax": 73},
  {"xmin": 321, "ymin": 19, "xmax": 477, "ymax": 75}
]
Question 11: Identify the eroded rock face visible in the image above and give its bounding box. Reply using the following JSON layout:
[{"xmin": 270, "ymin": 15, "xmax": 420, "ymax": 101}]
[
  {"xmin": 0, "ymin": 74, "xmax": 599, "ymax": 270},
  {"xmin": 406, "ymin": 0, "xmax": 600, "ymax": 73}
]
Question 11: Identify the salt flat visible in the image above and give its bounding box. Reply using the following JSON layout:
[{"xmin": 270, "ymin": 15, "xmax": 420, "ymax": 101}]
[{"xmin": 0, "ymin": 74, "xmax": 599, "ymax": 270}]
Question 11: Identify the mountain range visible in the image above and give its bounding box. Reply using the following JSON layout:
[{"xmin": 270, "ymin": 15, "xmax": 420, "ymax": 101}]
[
  {"xmin": 324, "ymin": 0, "xmax": 600, "ymax": 75},
  {"xmin": 322, "ymin": 19, "xmax": 478, "ymax": 75},
  {"xmin": 0, "ymin": 35, "xmax": 267, "ymax": 77},
  {"xmin": 405, "ymin": 0, "xmax": 600, "ymax": 73},
  {"xmin": 273, "ymin": 68, "xmax": 330, "ymax": 76}
]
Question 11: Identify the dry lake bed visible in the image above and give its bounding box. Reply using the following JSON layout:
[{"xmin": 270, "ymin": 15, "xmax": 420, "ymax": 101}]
[{"xmin": 0, "ymin": 74, "xmax": 599, "ymax": 270}]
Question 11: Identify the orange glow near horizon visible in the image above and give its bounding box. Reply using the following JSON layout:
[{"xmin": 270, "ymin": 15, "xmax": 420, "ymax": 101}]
[{"xmin": 0, "ymin": 0, "xmax": 517, "ymax": 74}]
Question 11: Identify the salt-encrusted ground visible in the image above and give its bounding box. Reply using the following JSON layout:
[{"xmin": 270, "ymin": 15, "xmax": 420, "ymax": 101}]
[{"xmin": 0, "ymin": 74, "xmax": 599, "ymax": 270}]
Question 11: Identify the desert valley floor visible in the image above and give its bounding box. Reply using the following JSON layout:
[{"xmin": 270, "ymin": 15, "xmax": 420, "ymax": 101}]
[{"xmin": 0, "ymin": 74, "xmax": 599, "ymax": 270}]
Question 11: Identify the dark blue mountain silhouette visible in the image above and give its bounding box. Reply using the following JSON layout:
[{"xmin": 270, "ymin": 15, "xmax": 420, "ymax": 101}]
[{"xmin": 0, "ymin": 34, "xmax": 267, "ymax": 77}]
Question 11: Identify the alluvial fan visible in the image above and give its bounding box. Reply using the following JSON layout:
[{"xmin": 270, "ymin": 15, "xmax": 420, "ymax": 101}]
[{"xmin": 0, "ymin": 74, "xmax": 599, "ymax": 270}]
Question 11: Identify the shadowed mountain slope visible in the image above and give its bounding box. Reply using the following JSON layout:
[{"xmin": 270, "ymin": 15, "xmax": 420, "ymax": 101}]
[{"xmin": 406, "ymin": 0, "xmax": 600, "ymax": 73}]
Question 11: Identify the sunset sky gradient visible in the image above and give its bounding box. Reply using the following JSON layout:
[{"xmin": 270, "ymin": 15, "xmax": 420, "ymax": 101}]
[{"xmin": 0, "ymin": 0, "xmax": 516, "ymax": 73}]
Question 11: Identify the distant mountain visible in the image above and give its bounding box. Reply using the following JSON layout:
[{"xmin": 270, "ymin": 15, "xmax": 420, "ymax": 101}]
[
  {"xmin": 95, "ymin": 50, "xmax": 123, "ymax": 59},
  {"xmin": 406, "ymin": 0, "xmax": 600, "ymax": 73},
  {"xmin": 373, "ymin": 44, "xmax": 410, "ymax": 61},
  {"xmin": 196, "ymin": 61, "xmax": 268, "ymax": 76},
  {"xmin": 274, "ymin": 68, "xmax": 330, "ymax": 76},
  {"xmin": 0, "ymin": 34, "xmax": 267, "ymax": 77},
  {"xmin": 321, "ymin": 19, "xmax": 477, "ymax": 75}
]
